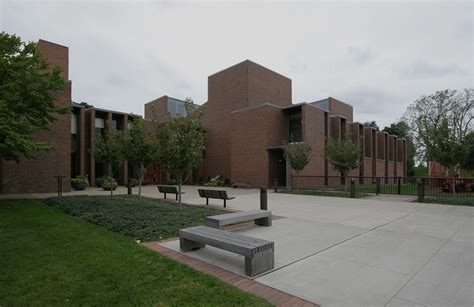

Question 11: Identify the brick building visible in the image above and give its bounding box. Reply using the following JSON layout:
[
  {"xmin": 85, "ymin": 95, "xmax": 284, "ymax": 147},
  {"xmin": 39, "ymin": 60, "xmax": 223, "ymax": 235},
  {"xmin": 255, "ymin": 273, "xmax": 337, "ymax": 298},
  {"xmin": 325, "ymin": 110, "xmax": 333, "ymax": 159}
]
[
  {"xmin": 0, "ymin": 40, "xmax": 136, "ymax": 194},
  {"xmin": 0, "ymin": 41, "xmax": 407, "ymax": 194},
  {"xmin": 146, "ymin": 60, "xmax": 408, "ymax": 188}
]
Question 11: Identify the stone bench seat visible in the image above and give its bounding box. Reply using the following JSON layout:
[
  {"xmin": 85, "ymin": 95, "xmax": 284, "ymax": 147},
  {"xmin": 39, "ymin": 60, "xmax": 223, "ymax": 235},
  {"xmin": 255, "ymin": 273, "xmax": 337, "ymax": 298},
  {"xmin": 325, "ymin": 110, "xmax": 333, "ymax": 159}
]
[
  {"xmin": 180, "ymin": 226, "xmax": 274, "ymax": 276},
  {"xmin": 205, "ymin": 210, "xmax": 272, "ymax": 229}
]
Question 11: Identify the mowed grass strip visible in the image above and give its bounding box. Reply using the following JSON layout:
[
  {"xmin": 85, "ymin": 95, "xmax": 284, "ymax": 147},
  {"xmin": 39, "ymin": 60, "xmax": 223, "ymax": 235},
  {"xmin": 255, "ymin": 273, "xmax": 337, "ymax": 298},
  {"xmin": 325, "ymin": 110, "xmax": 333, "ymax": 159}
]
[
  {"xmin": 0, "ymin": 199, "xmax": 271, "ymax": 306},
  {"xmin": 43, "ymin": 195, "xmax": 224, "ymax": 241}
]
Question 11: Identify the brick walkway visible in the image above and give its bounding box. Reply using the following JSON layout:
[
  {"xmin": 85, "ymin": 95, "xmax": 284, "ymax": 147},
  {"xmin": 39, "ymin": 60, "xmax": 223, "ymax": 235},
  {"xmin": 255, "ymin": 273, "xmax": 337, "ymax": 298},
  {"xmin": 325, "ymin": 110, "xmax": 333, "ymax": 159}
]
[{"xmin": 143, "ymin": 241, "xmax": 318, "ymax": 307}]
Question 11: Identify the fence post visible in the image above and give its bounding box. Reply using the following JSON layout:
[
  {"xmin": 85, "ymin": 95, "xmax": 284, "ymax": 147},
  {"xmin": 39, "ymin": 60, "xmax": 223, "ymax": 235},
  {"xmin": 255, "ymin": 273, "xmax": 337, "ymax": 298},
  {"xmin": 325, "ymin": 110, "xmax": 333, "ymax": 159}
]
[
  {"xmin": 397, "ymin": 177, "xmax": 401, "ymax": 195},
  {"xmin": 350, "ymin": 178, "xmax": 356, "ymax": 198},
  {"xmin": 417, "ymin": 178, "xmax": 425, "ymax": 203},
  {"xmin": 273, "ymin": 178, "xmax": 278, "ymax": 193},
  {"xmin": 260, "ymin": 187, "xmax": 268, "ymax": 210},
  {"xmin": 376, "ymin": 177, "xmax": 381, "ymax": 195}
]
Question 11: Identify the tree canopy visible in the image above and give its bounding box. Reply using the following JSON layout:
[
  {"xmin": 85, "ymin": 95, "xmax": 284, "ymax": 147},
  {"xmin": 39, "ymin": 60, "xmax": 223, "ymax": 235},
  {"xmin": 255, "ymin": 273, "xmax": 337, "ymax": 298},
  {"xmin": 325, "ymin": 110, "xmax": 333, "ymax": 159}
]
[
  {"xmin": 325, "ymin": 136, "xmax": 360, "ymax": 178},
  {"xmin": 0, "ymin": 32, "xmax": 69, "ymax": 162},
  {"xmin": 157, "ymin": 99, "xmax": 207, "ymax": 208},
  {"xmin": 404, "ymin": 89, "xmax": 473, "ymax": 175},
  {"xmin": 283, "ymin": 142, "xmax": 312, "ymax": 190}
]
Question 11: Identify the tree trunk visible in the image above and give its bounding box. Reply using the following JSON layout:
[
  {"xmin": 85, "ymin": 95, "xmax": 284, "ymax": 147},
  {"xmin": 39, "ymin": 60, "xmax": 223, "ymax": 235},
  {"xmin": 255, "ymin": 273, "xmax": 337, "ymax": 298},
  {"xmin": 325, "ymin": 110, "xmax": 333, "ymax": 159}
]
[
  {"xmin": 109, "ymin": 163, "xmax": 113, "ymax": 197},
  {"xmin": 138, "ymin": 163, "xmax": 143, "ymax": 197},
  {"xmin": 296, "ymin": 171, "xmax": 300, "ymax": 191},
  {"xmin": 178, "ymin": 173, "xmax": 183, "ymax": 211}
]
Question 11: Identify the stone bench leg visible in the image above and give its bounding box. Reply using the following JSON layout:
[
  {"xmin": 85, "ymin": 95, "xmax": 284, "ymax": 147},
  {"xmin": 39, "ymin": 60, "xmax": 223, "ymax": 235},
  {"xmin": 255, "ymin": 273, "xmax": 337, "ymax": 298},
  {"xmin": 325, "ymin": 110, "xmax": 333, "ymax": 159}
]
[
  {"xmin": 180, "ymin": 238, "xmax": 205, "ymax": 252},
  {"xmin": 244, "ymin": 247, "xmax": 274, "ymax": 276},
  {"xmin": 255, "ymin": 216, "xmax": 272, "ymax": 227}
]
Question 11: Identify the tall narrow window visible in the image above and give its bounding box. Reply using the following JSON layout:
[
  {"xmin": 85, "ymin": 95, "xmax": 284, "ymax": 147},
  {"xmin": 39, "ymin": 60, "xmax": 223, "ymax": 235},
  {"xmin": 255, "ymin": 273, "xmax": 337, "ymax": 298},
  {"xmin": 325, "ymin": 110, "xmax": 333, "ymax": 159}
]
[{"xmin": 71, "ymin": 114, "xmax": 77, "ymax": 134}]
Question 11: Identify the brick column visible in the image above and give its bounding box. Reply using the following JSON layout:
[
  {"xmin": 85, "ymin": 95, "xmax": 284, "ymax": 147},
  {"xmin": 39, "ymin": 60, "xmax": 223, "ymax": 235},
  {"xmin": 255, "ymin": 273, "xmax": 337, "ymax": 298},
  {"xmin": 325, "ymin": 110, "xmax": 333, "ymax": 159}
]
[
  {"xmin": 79, "ymin": 108, "xmax": 86, "ymax": 176},
  {"xmin": 393, "ymin": 136, "xmax": 398, "ymax": 177},
  {"xmin": 121, "ymin": 115, "xmax": 129, "ymax": 185},
  {"xmin": 89, "ymin": 109, "xmax": 96, "ymax": 186},
  {"xmin": 107, "ymin": 112, "xmax": 113, "ymax": 177}
]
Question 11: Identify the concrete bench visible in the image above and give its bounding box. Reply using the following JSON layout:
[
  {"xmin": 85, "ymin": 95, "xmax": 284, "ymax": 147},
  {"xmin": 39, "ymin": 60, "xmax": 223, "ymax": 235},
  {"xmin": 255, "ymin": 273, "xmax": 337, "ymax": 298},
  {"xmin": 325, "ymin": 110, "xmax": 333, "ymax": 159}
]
[
  {"xmin": 157, "ymin": 185, "xmax": 185, "ymax": 201},
  {"xmin": 198, "ymin": 189, "xmax": 235, "ymax": 208},
  {"xmin": 180, "ymin": 226, "xmax": 274, "ymax": 276},
  {"xmin": 205, "ymin": 210, "xmax": 272, "ymax": 229}
]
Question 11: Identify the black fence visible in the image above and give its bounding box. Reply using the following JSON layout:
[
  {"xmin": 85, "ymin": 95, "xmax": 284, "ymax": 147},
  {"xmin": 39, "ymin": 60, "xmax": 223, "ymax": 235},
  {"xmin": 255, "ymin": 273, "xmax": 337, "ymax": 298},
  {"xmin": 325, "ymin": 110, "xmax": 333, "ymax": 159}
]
[{"xmin": 289, "ymin": 175, "xmax": 474, "ymax": 198}]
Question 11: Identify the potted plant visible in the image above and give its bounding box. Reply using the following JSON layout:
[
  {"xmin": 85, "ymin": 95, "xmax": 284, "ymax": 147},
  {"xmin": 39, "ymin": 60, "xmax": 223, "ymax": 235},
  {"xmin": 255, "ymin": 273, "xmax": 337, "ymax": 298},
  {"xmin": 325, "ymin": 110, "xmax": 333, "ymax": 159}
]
[
  {"xmin": 102, "ymin": 176, "xmax": 118, "ymax": 191},
  {"xmin": 129, "ymin": 178, "xmax": 138, "ymax": 187},
  {"xmin": 71, "ymin": 176, "xmax": 89, "ymax": 191},
  {"xmin": 95, "ymin": 176, "xmax": 105, "ymax": 188}
]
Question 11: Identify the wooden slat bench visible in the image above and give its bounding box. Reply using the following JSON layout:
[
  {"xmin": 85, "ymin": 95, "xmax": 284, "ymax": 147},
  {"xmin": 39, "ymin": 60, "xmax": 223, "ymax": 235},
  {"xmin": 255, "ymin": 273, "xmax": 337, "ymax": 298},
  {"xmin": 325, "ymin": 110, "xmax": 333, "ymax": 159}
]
[
  {"xmin": 180, "ymin": 226, "xmax": 274, "ymax": 276},
  {"xmin": 205, "ymin": 210, "xmax": 272, "ymax": 229},
  {"xmin": 198, "ymin": 189, "xmax": 235, "ymax": 208},
  {"xmin": 157, "ymin": 185, "xmax": 185, "ymax": 201}
]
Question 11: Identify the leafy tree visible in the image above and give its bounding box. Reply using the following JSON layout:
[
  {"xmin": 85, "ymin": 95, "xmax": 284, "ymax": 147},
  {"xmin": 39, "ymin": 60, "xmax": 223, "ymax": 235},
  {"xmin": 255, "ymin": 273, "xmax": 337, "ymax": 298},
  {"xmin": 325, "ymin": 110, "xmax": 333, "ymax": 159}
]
[
  {"xmin": 157, "ymin": 99, "xmax": 206, "ymax": 209},
  {"xmin": 92, "ymin": 130, "xmax": 126, "ymax": 196},
  {"xmin": 283, "ymin": 142, "xmax": 312, "ymax": 190},
  {"xmin": 123, "ymin": 117, "xmax": 156, "ymax": 197},
  {"xmin": 364, "ymin": 121, "xmax": 379, "ymax": 131},
  {"xmin": 0, "ymin": 32, "xmax": 69, "ymax": 162},
  {"xmin": 325, "ymin": 136, "xmax": 360, "ymax": 180},
  {"xmin": 461, "ymin": 132, "xmax": 474, "ymax": 171},
  {"xmin": 404, "ymin": 89, "xmax": 473, "ymax": 177},
  {"xmin": 383, "ymin": 120, "xmax": 416, "ymax": 176}
]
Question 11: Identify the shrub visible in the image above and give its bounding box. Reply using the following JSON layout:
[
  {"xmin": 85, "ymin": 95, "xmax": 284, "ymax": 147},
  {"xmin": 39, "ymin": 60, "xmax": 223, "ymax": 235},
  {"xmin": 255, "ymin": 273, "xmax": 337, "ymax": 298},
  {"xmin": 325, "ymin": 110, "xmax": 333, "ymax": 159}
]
[
  {"xmin": 204, "ymin": 175, "xmax": 230, "ymax": 187},
  {"xmin": 102, "ymin": 176, "xmax": 118, "ymax": 191},
  {"xmin": 128, "ymin": 178, "xmax": 138, "ymax": 187},
  {"xmin": 95, "ymin": 176, "xmax": 105, "ymax": 187},
  {"xmin": 71, "ymin": 176, "xmax": 89, "ymax": 185}
]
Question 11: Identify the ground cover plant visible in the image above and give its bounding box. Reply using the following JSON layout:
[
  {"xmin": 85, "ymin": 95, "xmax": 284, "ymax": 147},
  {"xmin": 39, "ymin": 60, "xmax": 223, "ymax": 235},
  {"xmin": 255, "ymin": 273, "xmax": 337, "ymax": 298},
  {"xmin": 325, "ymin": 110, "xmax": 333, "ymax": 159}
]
[
  {"xmin": 424, "ymin": 197, "xmax": 474, "ymax": 206},
  {"xmin": 277, "ymin": 189, "xmax": 368, "ymax": 198},
  {"xmin": 43, "ymin": 195, "xmax": 223, "ymax": 241},
  {"xmin": 0, "ymin": 199, "xmax": 270, "ymax": 306}
]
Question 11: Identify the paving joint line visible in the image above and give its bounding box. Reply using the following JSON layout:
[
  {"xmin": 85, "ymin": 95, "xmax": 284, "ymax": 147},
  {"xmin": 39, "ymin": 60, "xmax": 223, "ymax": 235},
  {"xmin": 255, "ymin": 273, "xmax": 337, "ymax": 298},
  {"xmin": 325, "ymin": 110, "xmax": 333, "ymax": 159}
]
[
  {"xmin": 383, "ymin": 213, "xmax": 472, "ymax": 307},
  {"xmin": 256, "ymin": 210, "xmax": 418, "ymax": 279}
]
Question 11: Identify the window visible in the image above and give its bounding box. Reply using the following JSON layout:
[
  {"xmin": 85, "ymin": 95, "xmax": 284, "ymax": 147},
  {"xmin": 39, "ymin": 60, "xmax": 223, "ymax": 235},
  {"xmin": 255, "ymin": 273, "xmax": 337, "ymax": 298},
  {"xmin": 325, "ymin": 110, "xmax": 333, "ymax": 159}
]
[
  {"xmin": 71, "ymin": 114, "xmax": 77, "ymax": 134},
  {"xmin": 288, "ymin": 113, "xmax": 302, "ymax": 142},
  {"xmin": 112, "ymin": 120, "xmax": 118, "ymax": 131},
  {"xmin": 95, "ymin": 117, "xmax": 105, "ymax": 137}
]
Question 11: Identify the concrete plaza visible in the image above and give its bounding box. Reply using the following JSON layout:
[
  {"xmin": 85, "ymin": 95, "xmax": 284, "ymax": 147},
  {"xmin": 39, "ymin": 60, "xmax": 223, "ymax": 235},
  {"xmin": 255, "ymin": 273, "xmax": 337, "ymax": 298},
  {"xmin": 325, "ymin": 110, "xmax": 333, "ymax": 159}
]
[
  {"xmin": 159, "ymin": 186, "xmax": 473, "ymax": 307},
  {"xmin": 4, "ymin": 185, "xmax": 473, "ymax": 306}
]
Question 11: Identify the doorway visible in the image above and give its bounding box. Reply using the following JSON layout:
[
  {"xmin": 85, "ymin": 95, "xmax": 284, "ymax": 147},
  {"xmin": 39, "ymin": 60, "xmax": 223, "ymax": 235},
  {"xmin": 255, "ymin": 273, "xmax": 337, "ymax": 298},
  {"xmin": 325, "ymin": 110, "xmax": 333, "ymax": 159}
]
[{"xmin": 268, "ymin": 149, "xmax": 286, "ymax": 187}]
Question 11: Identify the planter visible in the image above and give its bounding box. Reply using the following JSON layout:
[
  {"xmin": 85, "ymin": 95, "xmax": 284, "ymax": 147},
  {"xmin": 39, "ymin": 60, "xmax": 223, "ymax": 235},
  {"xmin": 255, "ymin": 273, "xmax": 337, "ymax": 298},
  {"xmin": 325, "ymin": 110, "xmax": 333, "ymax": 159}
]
[
  {"xmin": 102, "ymin": 185, "xmax": 117, "ymax": 191},
  {"xmin": 71, "ymin": 182, "xmax": 88, "ymax": 191}
]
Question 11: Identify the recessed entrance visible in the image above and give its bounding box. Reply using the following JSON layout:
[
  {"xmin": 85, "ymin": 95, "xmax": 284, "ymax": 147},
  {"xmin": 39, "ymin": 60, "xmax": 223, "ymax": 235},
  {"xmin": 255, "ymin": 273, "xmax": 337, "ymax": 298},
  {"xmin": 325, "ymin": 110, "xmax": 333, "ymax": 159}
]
[{"xmin": 268, "ymin": 149, "xmax": 286, "ymax": 187}]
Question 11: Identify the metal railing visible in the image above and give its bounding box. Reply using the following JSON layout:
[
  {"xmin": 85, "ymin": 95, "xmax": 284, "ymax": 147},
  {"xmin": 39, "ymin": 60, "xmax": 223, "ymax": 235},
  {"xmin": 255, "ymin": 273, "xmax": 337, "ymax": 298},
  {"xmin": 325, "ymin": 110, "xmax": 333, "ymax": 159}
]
[{"xmin": 288, "ymin": 175, "xmax": 474, "ymax": 198}]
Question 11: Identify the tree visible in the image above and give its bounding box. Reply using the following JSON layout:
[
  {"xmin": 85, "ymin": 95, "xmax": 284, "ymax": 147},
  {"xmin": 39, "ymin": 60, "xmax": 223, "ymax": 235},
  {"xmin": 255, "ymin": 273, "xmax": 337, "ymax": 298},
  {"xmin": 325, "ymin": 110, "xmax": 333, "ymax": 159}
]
[
  {"xmin": 123, "ymin": 117, "xmax": 156, "ymax": 197},
  {"xmin": 404, "ymin": 89, "xmax": 473, "ymax": 176},
  {"xmin": 364, "ymin": 121, "xmax": 379, "ymax": 131},
  {"xmin": 461, "ymin": 132, "xmax": 474, "ymax": 171},
  {"xmin": 0, "ymin": 32, "xmax": 69, "ymax": 162},
  {"xmin": 325, "ymin": 136, "xmax": 360, "ymax": 180},
  {"xmin": 157, "ymin": 99, "xmax": 206, "ymax": 209},
  {"xmin": 283, "ymin": 142, "xmax": 312, "ymax": 190},
  {"xmin": 383, "ymin": 120, "xmax": 416, "ymax": 176},
  {"xmin": 92, "ymin": 130, "xmax": 126, "ymax": 196}
]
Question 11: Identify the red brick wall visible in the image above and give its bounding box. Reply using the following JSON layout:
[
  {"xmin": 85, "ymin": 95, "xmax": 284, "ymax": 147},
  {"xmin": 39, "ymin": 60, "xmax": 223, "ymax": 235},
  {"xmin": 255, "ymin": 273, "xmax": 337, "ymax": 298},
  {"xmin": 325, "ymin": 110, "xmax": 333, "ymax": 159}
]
[
  {"xmin": 202, "ymin": 60, "xmax": 291, "ymax": 180},
  {"xmin": 145, "ymin": 96, "xmax": 168, "ymax": 121},
  {"xmin": 0, "ymin": 40, "xmax": 71, "ymax": 193},
  {"xmin": 328, "ymin": 97, "xmax": 353, "ymax": 122},
  {"xmin": 230, "ymin": 104, "xmax": 286, "ymax": 187}
]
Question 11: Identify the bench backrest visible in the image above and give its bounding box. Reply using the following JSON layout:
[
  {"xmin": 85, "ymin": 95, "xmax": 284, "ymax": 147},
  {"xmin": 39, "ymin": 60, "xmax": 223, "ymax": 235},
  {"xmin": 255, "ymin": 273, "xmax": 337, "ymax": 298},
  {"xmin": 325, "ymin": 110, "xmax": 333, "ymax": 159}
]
[
  {"xmin": 157, "ymin": 185, "xmax": 178, "ymax": 193},
  {"xmin": 198, "ymin": 189, "xmax": 229, "ymax": 199}
]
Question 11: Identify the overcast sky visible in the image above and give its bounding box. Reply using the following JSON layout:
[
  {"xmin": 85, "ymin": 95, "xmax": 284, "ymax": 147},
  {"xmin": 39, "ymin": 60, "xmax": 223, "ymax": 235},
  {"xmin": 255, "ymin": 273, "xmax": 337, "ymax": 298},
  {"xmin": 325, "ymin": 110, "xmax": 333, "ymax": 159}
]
[{"xmin": 1, "ymin": 0, "xmax": 473, "ymax": 127}]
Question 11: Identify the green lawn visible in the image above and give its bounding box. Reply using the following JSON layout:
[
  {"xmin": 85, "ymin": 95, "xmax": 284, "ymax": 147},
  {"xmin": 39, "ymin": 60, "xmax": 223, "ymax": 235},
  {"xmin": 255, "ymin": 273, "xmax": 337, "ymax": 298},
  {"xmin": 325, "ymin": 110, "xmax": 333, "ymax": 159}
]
[
  {"xmin": 424, "ymin": 197, "xmax": 474, "ymax": 206},
  {"xmin": 277, "ymin": 189, "xmax": 367, "ymax": 198},
  {"xmin": 43, "ymin": 195, "xmax": 224, "ymax": 241},
  {"xmin": 0, "ymin": 199, "xmax": 271, "ymax": 306}
]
